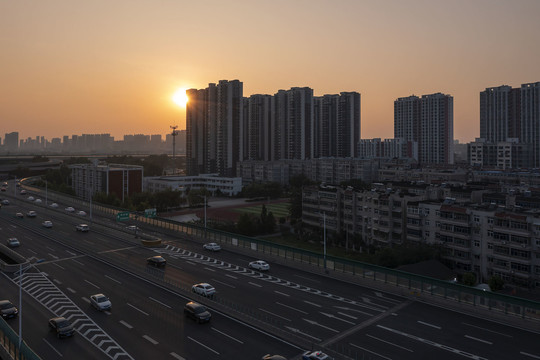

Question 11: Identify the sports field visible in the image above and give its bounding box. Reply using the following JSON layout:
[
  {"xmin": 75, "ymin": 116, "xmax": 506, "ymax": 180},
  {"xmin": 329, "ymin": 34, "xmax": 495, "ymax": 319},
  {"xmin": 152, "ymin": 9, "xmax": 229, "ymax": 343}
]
[{"xmin": 233, "ymin": 202, "xmax": 290, "ymax": 218}]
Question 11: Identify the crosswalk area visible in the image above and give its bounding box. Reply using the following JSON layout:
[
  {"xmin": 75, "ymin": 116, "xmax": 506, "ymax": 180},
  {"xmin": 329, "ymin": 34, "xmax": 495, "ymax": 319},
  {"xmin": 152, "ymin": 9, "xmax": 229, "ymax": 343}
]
[{"xmin": 7, "ymin": 271, "xmax": 133, "ymax": 360}]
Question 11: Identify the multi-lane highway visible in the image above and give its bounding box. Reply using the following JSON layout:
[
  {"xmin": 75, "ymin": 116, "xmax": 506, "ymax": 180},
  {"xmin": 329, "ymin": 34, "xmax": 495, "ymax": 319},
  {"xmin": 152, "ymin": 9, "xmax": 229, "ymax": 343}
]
[{"xmin": 1, "ymin": 188, "xmax": 539, "ymax": 360}]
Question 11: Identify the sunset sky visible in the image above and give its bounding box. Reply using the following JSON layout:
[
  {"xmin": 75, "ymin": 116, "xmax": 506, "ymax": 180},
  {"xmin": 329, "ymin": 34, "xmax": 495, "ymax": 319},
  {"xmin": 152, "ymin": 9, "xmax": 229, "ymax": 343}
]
[{"xmin": 1, "ymin": 0, "xmax": 539, "ymax": 143}]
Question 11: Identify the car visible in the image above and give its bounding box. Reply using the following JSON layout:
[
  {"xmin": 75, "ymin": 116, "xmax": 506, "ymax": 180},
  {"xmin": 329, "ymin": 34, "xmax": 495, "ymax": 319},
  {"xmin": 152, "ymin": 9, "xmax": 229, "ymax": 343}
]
[
  {"xmin": 77, "ymin": 210, "xmax": 87, "ymax": 216},
  {"xmin": 203, "ymin": 242, "xmax": 221, "ymax": 251},
  {"xmin": 147, "ymin": 255, "xmax": 166, "ymax": 267},
  {"xmin": 6, "ymin": 238, "xmax": 20, "ymax": 247},
  {"xmin": 262, "ymin": 355, "xmax": 287, "ymax": 360},
  {"xmin": 184, "ymin": 301, "xmax": 211, "ymax": 323},
  {"xmin": 1, "ymin": 199, "xmax": 9, "ymax": 205},
  {"xmin": 35, "ymin": 199, "xmax": 42, "ymax": 204},
  {"xmin": 65, "ymin": 206, "xmax": 75, "ymax": 212},
  {"xmin": 126, "ymin": 225, "xmax": 139, "ymax": 232},
  {"xmin": 15, "ymin": 212, "xmax": 24, "ymax": 218},
  {"xmin": 27, "ymin": 196, "xmax": 35, "ymax": 201},
  {"xmin": 249, "ymin": 260, "xmax": 270, "ymax": 271},
  {"xmin": 192, "ymin": 283, "xmax": 216, "ymax": 297},
  {"xmin": 0, "ymin": 187, "xmax": 5, "ymax": 192},
  {"xmin": 42, "ymin": 220, "xmax": 53, "ymax": 228},
  {"xmin": 76, "ymin": 224, "xmax": 90, "ymax": 232},
  {"xmin": 49, "ymin": 317, "xmax": 75, "ymax": 338},
  {"xmin": 302, "ymin": 351, "xmax": 330, "ymax": 360},
  {"xmin": 0, "ymin": 300, "xmax": 19, "ymax": 319},
  {"xmin": 90, "ymin": 294, "xmax": 112, "ymax": 311},
  {"xmin": 50, "ymin": 202, "xmax": 59, "ymax": 208},
  {"xmin": 26, "ymin": 210, "xmax": 37, "ymax": 217},
  {"xmin": 20, "ymin": 189, "xmax": 26, "ymax": 195}
]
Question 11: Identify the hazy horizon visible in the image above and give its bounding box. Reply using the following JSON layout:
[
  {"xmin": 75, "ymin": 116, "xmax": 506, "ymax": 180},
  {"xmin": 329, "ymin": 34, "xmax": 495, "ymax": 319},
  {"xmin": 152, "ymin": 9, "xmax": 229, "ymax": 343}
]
[{"xmin": 2, "ymin": 0, "xmax": 540, "ymax": 142}]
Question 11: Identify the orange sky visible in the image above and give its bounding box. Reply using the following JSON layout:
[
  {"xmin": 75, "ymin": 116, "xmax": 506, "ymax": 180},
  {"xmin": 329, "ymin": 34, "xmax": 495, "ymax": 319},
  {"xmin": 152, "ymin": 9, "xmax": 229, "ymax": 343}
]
[{"xmin": 1, "ymin": 0, "xmax": 539, "ymax": 143}]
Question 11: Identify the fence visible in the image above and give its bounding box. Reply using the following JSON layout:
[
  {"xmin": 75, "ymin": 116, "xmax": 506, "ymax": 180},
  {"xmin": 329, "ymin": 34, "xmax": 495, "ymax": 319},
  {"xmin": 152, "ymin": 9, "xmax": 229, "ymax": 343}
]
[{"xmin": 0, "ymin": 317, "xmax": 41, "ymax": 360}]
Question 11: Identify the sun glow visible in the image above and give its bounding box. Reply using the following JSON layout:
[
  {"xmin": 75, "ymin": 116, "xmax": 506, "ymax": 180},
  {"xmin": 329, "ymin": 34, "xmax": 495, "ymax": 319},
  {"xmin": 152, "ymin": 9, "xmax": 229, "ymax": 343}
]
[{"xmin": 172, "ymin": 88, "xmax": 188, "ymax": 107}]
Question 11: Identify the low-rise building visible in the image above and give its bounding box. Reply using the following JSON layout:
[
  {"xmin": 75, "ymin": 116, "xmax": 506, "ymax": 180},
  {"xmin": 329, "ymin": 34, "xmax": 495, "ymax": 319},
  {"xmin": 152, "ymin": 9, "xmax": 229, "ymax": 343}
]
[{"xmin": 143, "ymin": 174, "xmax": 242, "ymax": 196}]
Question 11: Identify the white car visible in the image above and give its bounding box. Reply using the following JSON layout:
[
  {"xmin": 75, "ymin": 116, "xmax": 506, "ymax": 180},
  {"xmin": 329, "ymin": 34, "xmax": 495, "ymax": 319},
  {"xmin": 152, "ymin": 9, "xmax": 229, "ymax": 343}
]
[
  {"xmin": 42, "ymin": 220, "xmax": 53, "ymax": 228},
  {"xmin": 90, "ymin": 294, "xmax": 111, "ymax": 311},
  {"xmin": 76, "ymin": 224, "xmax": 90, "ymax": 232},
  {"xmin": 26, "ymin": 210, "xmax": 37, "ymax": 217},
  {"xmin": 27, "ymin": 196, "xmax": 35, "ymax": 201},
  {"xmin": 65, "ymin": 207, "xmax": 75, "ymax": 212},
  {"xmin": 20, "ymin": 190, "xmax": 27, "ymax": 195},
  {"xmin": 203, "ymin": 242, "xmax": 221, "ymax": 251},
  {"xmin": 126, "ymin": 225, "xmax": 139, "ymax": 232},
  {"xmin": 302, "ymin": 351, "xmax": 331, "ymax": 360},
  {"xmin": 249, "ymin": 260, "xmax": 270, "ymax": 271},
  {"xmin": 77, "ymin": 210, "xmax": 87, "ymax": 216},
  {"xmin": 1, "ymin": 199, "xmax": 9, "ymax": 205},
  {"xmin": 192, "ymin": 283, "xmax": 216, "ymax": 297},
  {"xmin": 50, "ymin": 203, "xmax": 59, "ymax": 208},
  {"xmin": 6, "ymin": 238, "xmax": 20, "ymax": 247},
  {"xmin": 35, "ymin": 199, "xmax": 42, "ymax": 204}
]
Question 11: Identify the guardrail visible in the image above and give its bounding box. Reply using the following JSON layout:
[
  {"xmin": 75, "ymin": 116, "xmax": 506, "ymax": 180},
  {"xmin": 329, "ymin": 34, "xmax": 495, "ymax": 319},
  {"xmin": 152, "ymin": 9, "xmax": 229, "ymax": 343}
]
[{"xmin": 0, "ymin": 317, "xmax": 41, "ymax": 360}]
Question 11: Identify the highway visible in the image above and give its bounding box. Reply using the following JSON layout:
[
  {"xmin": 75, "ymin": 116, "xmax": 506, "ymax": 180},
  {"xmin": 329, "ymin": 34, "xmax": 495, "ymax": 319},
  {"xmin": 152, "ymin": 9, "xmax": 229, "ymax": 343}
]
[{"xmin": 1, "ymin": 188, "xmax": 540, "ymax": 360}]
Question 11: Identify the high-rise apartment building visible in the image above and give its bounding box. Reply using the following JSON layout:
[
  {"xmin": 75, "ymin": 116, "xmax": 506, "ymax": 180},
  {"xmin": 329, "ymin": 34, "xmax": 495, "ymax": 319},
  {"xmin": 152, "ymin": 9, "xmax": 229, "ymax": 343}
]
[
  {"xmin": 394, "ymin": 93, "xmax": 453, "ymax": 165},
  {"xmin": 4, "ymin": 132, "xmax": 19, "ymax": 152},
  {"xmin": 244, "ymin": 94, "xmax": 273, "ymax": 161},
  {"xmin": 186, "ymin": 80, "xmax": 243, "ymax": 177},
  {"xmin": 480, "ymin": 85, "xmax": 521, "ymax": 142},
  {"xmin": 520, "ymin": 82, "xmax": 540, "ymax": 167},
  {"xmin": 314, "ymin": 92, "xmax": 361, "ymax": 158}
]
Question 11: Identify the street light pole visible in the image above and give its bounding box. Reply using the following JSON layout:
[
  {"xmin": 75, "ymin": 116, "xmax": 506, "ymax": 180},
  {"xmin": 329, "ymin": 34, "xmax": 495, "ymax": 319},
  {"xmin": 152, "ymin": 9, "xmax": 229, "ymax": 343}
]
[
  {"xmin": 204, "ymin": 195, "xmax": 207, "ymax": 239},
  {"xmin": 323, "ymin": 211, "xmax": 327, "ymax": 271},
  {"xmin": 18, "ymin": 264, "xmax": 22, "ymax": 349}
]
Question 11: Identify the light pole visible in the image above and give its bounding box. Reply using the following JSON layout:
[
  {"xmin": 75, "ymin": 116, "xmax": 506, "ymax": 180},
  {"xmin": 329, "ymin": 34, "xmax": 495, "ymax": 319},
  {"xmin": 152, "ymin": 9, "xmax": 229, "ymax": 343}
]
[
  {"xmin": 204, "ymin": 195, "xmax": 207, "ymax": 239},
  {"xmin": 45, "ymin": 179, "xmax": 48, "ymax": 206},
  {"xmin": 18, "ymin": 264, "xmax": 23, "ymax": 348},
  {"xmin": 323, "ymin": 211, "xmax": 327, "ymax": 271}
]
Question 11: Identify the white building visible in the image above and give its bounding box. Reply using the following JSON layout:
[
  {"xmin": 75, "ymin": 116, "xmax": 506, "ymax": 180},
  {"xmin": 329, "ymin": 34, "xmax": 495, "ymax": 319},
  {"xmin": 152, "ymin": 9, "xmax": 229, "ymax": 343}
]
[{"xmin": 144, "ymin": 174, "xmax": 242, "ymax": 196}]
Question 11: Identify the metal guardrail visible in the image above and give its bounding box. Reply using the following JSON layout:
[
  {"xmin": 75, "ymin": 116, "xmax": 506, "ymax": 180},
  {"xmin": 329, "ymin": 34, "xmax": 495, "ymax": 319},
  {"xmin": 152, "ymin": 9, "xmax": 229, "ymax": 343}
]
[{"xmin": 0, "ymin": 316, "xmax": 41, "ymax": 360}]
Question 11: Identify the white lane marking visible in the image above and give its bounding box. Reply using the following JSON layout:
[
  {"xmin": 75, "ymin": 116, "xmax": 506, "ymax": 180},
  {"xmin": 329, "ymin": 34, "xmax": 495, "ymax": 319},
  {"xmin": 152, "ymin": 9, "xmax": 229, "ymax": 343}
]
[
  {"xmin": 48, "ymin": 253, "xmax": 59, "ymax": 260},
  {"xmin": 294, "ymin": 274, "xmax": 320, "ymax": 283},
  {"xmin": 170, "ymin": 353, "xmax": 186, "ymax": 360},
  {"xmin": 104, "ymin": 310, "xmax": 112, "ymax": 316},
  {"xmin": 258, "ymin": 308, "xmax": 292, "ymax": 322},
  {"xmin": 366, "ymin": 333, "xmax": 413, "ymax": 352},
  {"xmin": 185, "ymin": 261, "xmax": 196, "ymax": 265},
  {"xmin": 338, "ymin": 312, "xmax": 358, "ymax": 320},
  {"xmin": 43, "ymin": 338, "xmax": 63, "ymax": 357},
  {"xmin": 319, "ymin": 312, "xmax": 355, "ymax": 325},
  {"xmin": 248, "ymin": 282, "xmax": 262, "ymax": 287},
  {"xmin": 53, "ymin": 278, "xmax": 62, "ymax": 284},
  {"xmin": 211, "ymin": 278, "xmax": 236, "ymax": 288},
  {"xmin": 418, "ymin": 320, "xmax": 441, "ymax": 330},
  {"xmin": 225, "ymin": 274, "xmax": 238, "ymax": 279},
  {"xmin": 211, "ymin": 327, "xmax": 244, "ymax": 344},
  {"xmin": 203, "ymin": 267, "xmax": 216, "ymax": 272},
  {"xmin": 462, "ymin": 322, "xmax": 513, "ymax": 338},
  {"xmin": 143, "ymin": 335, "xmax": 159, "ymax": 345},
  {"xmin": 274, "ymin": 290, "xmax": 290, "ymax": 297},
  {"xmin": 521, "ymin": 352, "xmax": 540, "ymax": 359},
  {"xmin": 82, "ymin": 297, "xmax": 91, "ymax": 304},
  {"xmin": 303, "ymin": 319, "xmax": 339, "ymax": 333},
  {"xmin": 284, "ymin": 326, "xmax": 322, "ymax": 342},
  {"xmin": 276, "ymin": 302, "xmax": 308, "ymax": 315},
  {"xmin": 377, "ymin": 325, "xmax": 488, "ymax": 360},
  {"xmin": 120, "ymin": 320, "xmax": 133, "ymax": 329},
  {"xmin": 28, "ymin": 248, "xmax": 37, "ymax": 254},
  {"xmin": 66, "ymin": 287, "xmax": 76, "ymax": 294},
  {"xmin": 105, "ymin": 275, "xmax": 122, "ymax": 284},
  {"xmin": 71, "ymin": 259, "xmax": 85, "ymax": 266},
  {"xmin": 350, "ymin": 342, "xmax": 392, "ymax": 360},
  {"xmin": 149, "ymin": 296, "xmax": 172, "ymax": 309},
  {"xmin": 304, "ymin": 300, "xmax": 322, "ymax": 308},
  {"xmin": 464, "ymin": 335, "xmax": 492, "ymax": 345},
  {"xmin": 46, "ymin": 246, "xmax": 56, "ymax": 251},
  {"xmin": 127, "ymin": 302, "xmax": 149, "ymax": 316},
  {"xmin": 188, "ymin": 336, "xmax": 220, "ymax": 355},
  {"xmin": 53, "ymin": 263, "xmax": 65, "ymax": 270},
  {"xmin": 84, "ymin": 280, "xmax": 100, "ymax": 289},
  {"xmin": 66, "ymin": 251, "xmax": 77, "ymax": 256}
]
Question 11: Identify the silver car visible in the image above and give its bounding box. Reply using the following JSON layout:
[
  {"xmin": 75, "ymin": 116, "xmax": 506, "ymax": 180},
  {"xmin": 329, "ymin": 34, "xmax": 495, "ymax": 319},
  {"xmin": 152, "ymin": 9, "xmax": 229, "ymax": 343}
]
[{"xmin": 90, "ymin": 294, "xmax": 112, "ymax": 311}]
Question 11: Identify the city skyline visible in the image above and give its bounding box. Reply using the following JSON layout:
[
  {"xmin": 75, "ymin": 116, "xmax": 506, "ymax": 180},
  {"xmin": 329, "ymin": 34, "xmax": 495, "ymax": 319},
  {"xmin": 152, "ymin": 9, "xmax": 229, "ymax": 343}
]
[{"xmin": 2, "ymin": 1, "xmax": 540, "ymax": 142}]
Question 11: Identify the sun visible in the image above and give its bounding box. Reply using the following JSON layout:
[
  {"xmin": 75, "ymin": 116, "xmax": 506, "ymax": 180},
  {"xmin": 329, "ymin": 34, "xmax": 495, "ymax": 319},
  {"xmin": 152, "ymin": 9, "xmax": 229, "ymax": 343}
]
[{"xmin": 172, "ymin": 88, "xmax": 189, "ymax": 107}]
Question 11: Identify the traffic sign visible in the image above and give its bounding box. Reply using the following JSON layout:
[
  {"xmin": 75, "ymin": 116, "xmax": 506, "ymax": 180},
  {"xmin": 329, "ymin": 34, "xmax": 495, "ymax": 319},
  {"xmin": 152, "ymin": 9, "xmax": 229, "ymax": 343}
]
[
  {"xmin": 144, "ymin": 208, "xmax": 157, "ymax": 218},
  {"xmin": 116, "ymin": 211, "xmax": 130, "ymax": 222}
]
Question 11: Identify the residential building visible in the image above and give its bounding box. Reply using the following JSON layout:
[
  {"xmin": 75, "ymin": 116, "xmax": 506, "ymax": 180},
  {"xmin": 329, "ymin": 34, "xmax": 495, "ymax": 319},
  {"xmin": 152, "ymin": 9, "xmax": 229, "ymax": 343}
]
[{"xmin": 144, "ymin": 173, "xmax": 242, "ymax": 196}]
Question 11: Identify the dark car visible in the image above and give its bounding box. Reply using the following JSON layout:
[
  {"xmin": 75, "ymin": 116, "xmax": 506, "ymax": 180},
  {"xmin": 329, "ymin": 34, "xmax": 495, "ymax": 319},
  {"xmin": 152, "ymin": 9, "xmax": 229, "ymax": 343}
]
[
  {"xmin": 0, "ymin": 300, "xmax": 19, "ymax": 319},
  {"xmin": 49, "ymin": 317, "xmax": 75, "ymax": 338},
  {"xmin": 147, "ymin": 255, "xmax": 166, "ymax": 267},
  {"xmin": 184, "ymin": 301, "xmax": 211, "ymax": 323}
]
